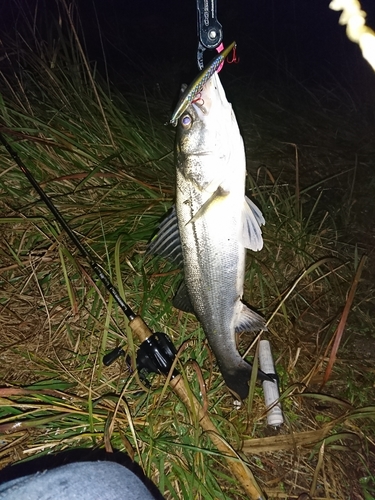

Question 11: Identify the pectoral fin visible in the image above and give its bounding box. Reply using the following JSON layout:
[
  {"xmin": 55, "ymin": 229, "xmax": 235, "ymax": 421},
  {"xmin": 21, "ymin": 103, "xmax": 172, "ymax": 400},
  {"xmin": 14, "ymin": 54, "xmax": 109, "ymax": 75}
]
[{"xmin": 186, "ymin": 186, "xmax": 229, "ymax": 226}]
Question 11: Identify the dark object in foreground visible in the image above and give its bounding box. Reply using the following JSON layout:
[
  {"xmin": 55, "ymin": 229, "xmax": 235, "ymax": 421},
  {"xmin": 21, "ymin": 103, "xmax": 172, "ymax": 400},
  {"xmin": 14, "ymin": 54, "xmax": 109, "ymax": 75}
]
[{"xmin": 0, "ymin": 460, "xmax": 164, "ymax": 500}]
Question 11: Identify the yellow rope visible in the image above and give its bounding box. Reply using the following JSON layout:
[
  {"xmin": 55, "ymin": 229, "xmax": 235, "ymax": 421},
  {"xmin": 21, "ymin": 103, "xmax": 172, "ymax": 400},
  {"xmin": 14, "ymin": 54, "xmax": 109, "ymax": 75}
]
[{"xmin": 330, "ymin": 0, "xmax": 375, "ymax": 71}]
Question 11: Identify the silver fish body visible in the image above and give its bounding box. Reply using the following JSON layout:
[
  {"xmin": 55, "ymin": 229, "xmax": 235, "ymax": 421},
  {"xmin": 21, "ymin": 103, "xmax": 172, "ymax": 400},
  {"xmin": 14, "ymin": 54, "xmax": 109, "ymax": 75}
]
[
  {"xmin": 149, "ymin": 71, "xmax": 267, "ymax": 399},
  {"xmin": 175, "ymin": 72, "xmax": 266, "ymax": 399}
]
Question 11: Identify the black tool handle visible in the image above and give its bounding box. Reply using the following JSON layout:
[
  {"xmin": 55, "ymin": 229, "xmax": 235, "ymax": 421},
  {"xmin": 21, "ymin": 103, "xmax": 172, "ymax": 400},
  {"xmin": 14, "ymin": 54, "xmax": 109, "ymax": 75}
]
[{"xmin": 196, "ymin": 0, "xmax": 223, "ymax": 50}]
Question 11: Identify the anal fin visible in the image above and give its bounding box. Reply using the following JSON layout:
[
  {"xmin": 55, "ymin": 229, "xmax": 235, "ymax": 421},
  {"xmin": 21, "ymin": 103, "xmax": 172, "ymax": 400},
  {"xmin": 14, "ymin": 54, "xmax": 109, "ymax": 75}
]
[{"xmin": 235, "ymin": 303, "xmax": 267, "ymax": 333}]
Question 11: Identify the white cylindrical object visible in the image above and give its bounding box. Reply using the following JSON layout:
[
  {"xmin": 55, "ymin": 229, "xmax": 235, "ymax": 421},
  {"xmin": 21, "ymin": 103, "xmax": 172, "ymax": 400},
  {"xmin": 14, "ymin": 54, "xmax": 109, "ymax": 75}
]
[{"xmin": 259, "ymin": 340, "xmax": 284, "ymax": 427}]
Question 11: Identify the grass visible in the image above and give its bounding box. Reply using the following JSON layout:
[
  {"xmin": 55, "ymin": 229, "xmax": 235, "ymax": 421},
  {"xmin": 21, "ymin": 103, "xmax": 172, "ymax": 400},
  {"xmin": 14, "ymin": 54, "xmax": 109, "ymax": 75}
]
[{"xmin": 1, "ymin": 1, "xmax": 375, "ymax": 498}]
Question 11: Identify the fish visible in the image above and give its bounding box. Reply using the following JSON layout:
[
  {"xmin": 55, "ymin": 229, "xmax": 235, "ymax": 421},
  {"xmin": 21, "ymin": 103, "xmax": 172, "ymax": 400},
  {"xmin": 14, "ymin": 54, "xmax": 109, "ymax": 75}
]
[
  {"xmin": 169, "ymin": 41, "xmax": 236, "ymax": 127},
  {"xmin": 149, "ymin": 68, "xmax": 269, "ymax": 400}
]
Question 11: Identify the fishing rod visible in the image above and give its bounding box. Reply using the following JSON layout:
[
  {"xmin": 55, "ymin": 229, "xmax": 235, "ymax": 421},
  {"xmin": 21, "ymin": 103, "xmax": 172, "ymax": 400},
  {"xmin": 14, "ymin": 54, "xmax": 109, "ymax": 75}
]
[
  {"xmin": 0, "ymin": 130, "xmax": 175, "ymax": 373},
  {"xmin": 0, "ymin": 129, "xmax": 266, "ymax": 500}
]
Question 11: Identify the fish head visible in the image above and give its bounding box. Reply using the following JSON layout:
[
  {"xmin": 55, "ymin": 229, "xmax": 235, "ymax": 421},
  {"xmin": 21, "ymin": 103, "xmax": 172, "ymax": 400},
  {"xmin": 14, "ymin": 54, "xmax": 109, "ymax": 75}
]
[{"xmin": 175, "ymin": 72, "xmax": 244, "ymax": 188}]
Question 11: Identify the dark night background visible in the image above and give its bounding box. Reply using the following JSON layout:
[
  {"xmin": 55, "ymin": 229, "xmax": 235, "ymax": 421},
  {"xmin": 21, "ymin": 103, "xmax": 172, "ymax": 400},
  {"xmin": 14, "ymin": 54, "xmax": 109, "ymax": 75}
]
[{"xmin": 1, "ymin": 0, "xmax": 375, "ymax": 106}]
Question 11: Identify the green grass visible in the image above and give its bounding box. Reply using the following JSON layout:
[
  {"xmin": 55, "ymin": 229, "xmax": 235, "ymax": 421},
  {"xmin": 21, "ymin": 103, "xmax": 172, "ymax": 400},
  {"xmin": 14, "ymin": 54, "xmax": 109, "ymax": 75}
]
[{"xmin": 1, "ymin": 1, "xmax": 375, "ymax": 498}]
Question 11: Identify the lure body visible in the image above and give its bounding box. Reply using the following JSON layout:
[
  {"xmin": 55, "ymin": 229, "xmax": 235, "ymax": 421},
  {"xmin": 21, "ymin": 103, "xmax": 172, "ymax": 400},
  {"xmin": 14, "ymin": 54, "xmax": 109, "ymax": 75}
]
[{"xmin": 169, "ymin": 41, "xmax": 236, "ymax": 127}]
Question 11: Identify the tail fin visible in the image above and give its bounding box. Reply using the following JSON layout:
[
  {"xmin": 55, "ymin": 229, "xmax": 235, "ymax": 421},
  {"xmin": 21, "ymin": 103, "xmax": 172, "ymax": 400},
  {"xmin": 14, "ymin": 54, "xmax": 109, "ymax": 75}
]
[{"xmin": 220, "ymin": 362, "xmax": 274, "ymax": 400}]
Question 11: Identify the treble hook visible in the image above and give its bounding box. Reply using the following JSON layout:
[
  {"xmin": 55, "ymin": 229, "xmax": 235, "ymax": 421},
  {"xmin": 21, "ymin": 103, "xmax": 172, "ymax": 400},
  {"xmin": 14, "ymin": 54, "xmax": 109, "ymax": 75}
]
[{"xmin": 226, "ymin": 44, "xmax": 239, "ymax": 64}]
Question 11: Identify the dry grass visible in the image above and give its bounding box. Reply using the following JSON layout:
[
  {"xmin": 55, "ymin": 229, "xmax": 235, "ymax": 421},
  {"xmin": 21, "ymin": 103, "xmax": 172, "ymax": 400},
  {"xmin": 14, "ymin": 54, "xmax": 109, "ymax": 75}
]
[{"xmin": 0, "ymin": 1, "xmax": 375, "ymax": 499}]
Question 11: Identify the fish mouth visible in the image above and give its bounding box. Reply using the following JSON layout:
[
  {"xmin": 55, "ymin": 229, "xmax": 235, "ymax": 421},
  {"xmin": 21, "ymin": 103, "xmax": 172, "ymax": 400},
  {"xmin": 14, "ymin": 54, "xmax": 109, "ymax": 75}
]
[{"xmin": 198, "ymin": 72, "xmax": 226, "ymax": 109}]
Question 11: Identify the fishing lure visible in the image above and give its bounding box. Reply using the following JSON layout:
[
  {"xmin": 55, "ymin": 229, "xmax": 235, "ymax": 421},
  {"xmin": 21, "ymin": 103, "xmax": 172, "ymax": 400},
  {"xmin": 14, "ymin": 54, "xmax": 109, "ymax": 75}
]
[{"xmin": 169, "ymin": 41, "xmax": 236, "ymax": 127}]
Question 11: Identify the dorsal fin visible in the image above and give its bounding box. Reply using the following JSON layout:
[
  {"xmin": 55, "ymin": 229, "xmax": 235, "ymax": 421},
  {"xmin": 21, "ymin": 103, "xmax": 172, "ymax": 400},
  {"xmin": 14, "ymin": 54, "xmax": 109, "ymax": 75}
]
[{"xmin": 147, "ymin": 206, "xmax": 184, "ymax": 268}]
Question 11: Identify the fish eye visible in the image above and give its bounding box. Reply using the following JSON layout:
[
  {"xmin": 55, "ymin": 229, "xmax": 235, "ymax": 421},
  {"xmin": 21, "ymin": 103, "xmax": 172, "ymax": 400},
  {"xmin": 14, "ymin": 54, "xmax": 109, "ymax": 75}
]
[{"xmin": 181, "ymin": 113, "xmax": 192, "ymax": 129}]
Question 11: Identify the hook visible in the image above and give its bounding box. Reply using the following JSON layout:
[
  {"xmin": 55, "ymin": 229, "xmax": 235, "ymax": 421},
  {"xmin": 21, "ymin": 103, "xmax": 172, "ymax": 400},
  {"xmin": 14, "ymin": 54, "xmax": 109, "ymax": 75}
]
[{"xmin": 227, "ymin": 44, "xmax": 239, "ymax": 64}]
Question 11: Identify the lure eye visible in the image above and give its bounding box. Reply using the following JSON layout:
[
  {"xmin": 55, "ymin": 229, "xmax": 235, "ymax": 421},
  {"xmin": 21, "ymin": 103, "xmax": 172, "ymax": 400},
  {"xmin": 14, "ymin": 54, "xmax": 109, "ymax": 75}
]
[{"xmin": 181, "ymin": 114, "xmax": 192, "ymax": 129}]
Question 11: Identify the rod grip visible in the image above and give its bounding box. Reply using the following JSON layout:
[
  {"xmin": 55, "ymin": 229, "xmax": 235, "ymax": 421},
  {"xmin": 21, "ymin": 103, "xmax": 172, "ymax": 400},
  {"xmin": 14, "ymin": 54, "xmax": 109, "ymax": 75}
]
[{"xmin": 129, "ymin": 315, "xmax": 153, "ymax": 342}]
